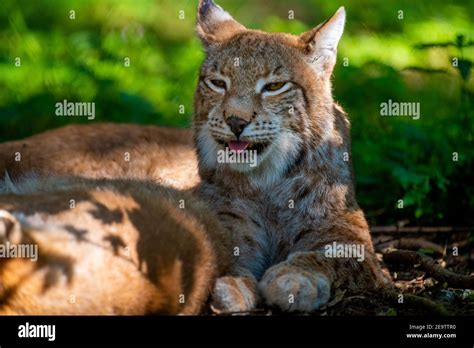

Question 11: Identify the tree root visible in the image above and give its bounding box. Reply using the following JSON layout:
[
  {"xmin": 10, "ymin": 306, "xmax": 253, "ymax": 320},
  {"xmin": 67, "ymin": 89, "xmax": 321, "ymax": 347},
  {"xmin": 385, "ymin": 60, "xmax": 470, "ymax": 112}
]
[
  {"xmin": 383, "ymin": 249, "xmax": 474, "ymax": 289},
  {"xmin": 375, "ymin": 238, "xmax": 444, "ymax": 256}
]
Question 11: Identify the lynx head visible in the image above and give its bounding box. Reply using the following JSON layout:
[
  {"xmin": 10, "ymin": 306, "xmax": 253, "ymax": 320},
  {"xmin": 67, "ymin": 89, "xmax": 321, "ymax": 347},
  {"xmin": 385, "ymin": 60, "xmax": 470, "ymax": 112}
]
[{"xmin": 194, "ymin": 0, "xmax": 346, "ymax": 185}]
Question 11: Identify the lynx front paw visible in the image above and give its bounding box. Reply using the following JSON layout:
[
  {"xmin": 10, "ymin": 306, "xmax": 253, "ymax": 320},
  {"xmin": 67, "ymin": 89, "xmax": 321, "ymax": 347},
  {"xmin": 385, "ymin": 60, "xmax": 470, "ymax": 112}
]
[
  {"xmin": 210, "ymin": 276, "xmax": 258, "ymax": 314},
  {"xmin": 259, "ymin": 264, "xmax": 331, "ymax": 312},
  {"xmin": 0, "ymin": 210, "xmax": 22, "ymax": 244}
]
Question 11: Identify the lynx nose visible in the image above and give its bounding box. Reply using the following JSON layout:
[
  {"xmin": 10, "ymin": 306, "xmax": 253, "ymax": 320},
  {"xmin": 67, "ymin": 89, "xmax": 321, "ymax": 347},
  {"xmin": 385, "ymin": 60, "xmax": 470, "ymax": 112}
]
[{"xmin": 226, "ymin": 116, "xmax": 249, "ymax": 137}]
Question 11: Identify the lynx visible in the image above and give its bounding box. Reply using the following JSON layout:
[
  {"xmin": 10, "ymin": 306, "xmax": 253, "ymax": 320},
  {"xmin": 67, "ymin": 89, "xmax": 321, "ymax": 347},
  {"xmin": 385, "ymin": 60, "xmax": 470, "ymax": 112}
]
[
  {"xmin": 0, "ymin": 123, "xmax": 199, "ymax": 190},
  {"xmin": 0, "ymin": 0, "xmax": 389, "ymax": 314},
  {"xmin": 0, "ymin": 176, "xmax": 230, "ymax": 314},
  {"xmin": 194, "ymin": 0, "xmax": 388, "ymax": 312}
]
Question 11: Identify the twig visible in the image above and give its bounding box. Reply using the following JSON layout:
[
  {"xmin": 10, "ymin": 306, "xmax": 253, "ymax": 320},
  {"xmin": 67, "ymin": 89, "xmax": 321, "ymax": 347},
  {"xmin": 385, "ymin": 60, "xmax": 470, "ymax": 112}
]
[
  {"xmin": 383, "ymin": 250, "xmax": 474, "ymax": 289},
  {"xmin": 371, "ymin": 226, "xmax": 472, "ymax": 234},
  {"xmin": 375, "ymin": 238, "xmax": 444, "ymax": 256}
]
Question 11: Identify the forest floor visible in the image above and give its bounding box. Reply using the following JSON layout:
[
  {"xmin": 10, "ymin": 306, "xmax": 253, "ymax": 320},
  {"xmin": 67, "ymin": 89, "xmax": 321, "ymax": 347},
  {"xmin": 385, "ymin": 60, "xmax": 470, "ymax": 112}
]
[{"xmin": 209, "ymin": 229, "xmax": 474, "ymax": 316}]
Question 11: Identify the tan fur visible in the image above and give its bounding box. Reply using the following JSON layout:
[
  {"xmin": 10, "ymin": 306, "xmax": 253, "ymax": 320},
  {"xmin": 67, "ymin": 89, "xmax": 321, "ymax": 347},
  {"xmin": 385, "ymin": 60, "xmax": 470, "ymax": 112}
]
[
  {"xmin": 194, "ymin": 1, "xmax": 390, "ymax": 312},
  {"xmin": 0, "ymin": 123, "xmax": 199, "ymax": 190},
  {"xmin": 0, "ymin": 177, "xmax": 231, "ymax": 314}
]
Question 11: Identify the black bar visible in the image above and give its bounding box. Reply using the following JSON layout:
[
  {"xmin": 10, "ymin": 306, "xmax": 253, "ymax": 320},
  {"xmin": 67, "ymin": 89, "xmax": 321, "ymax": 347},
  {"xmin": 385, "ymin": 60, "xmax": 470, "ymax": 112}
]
[{"xmin": 0, "ymin": 316, "xmax": 472, "ymax": 346}]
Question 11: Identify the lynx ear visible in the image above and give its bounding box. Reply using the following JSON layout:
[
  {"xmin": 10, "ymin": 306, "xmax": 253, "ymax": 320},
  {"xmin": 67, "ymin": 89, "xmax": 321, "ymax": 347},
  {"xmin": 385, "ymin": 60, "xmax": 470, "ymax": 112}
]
[
  {"xmin": 197, "ymin": 0, "xmax": 246, "ymax": 46},
  {"xmin": 300, "ymin": 7, "xmax": 346, "ymax": 75}
]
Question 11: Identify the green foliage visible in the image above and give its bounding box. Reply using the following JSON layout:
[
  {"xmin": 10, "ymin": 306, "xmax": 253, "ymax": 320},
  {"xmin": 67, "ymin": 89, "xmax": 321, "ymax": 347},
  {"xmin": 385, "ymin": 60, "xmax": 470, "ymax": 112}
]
[
  {"xmin": 0, "ymin": 0, "xmax": 472, "ymax": 225},
  {"xmin": 418, "ymin": 248, "xmax": 435, "ymax": 256}
]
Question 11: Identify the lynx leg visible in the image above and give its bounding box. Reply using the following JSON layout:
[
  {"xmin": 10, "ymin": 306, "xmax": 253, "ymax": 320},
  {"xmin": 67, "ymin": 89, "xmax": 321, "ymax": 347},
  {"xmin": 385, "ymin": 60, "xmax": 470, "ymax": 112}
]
[
  {"xmin": 259, "ymin": 249, "xmax": 386, "ymax": 312},
  {"xmin": 210, "ymin": 268, "xmax": 259, "ymax": 314},
  {"xmin": 259, "ymin": 254, "xmax": 331, "ymax": 312}
]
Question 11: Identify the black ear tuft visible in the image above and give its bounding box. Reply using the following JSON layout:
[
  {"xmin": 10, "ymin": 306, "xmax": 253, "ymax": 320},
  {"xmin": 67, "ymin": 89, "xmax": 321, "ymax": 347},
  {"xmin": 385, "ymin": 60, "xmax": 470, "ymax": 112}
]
[{"xmin": 196, "ymin": 0, "xmax": 246, "ymax": 46}]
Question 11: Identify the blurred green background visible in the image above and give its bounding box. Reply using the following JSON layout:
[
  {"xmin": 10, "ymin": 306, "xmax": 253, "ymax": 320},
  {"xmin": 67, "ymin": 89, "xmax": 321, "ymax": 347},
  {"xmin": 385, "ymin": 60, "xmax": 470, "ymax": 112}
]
[{"xmin": 0, "ymin": 0, "xmax": 473, "ymax": 226}]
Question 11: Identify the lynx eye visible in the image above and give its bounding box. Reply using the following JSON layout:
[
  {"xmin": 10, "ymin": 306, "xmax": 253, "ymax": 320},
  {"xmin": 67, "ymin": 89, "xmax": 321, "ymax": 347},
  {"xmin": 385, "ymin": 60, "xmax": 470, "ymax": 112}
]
[
  {"xmin": 263, "ymin": 82, "xmax": 286, "ymax": 92},
  {"xmin": 209, "ymin": 79, "xmax": 227, "ymax": 89},
  {"xmin": 204, "ymin": 77, "xmax": 228, "ymax": 93}
]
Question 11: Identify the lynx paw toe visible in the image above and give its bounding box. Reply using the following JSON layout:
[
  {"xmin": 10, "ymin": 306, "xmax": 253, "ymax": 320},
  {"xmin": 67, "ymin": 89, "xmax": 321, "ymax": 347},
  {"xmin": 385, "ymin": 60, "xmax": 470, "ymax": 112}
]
[
  {"xmin": 211, "ymin": 276, "xmax": 258, "ymax": 314},
  {"xmin": 259, "ymin": 266, "xmax": 331, "ymax": 312},
  {"xmin": 0, "ymin": 210, "xmax": 22, "ymax": 244}
]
